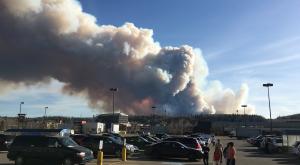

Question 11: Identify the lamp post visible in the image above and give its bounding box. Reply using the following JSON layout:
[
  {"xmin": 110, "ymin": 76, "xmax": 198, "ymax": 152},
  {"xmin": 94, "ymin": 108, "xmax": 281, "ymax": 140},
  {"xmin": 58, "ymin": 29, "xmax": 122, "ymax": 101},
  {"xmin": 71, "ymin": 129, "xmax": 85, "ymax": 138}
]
[
  {"xmin": 44, "ymin": 107, "xmax": 48, "ymax": 117},
  {"xmin": 19, "ymin": 102, "xmax": 24, "ymax": 114},
  {"xmin": 263, "ymin": 83, "xmax": 273, "ymax": 132},
  {"xmin": 151, "ymin": 106, "xmax": 156, "ymax": 114},
  {"xmin": 241, "ymin": 105, "xmax": 247, "ymax": 127},
  {"xmin": 18, "ymin": 102, "xmax": 25, "ymax": 128},
  {"xmin": 109, "ymin": 88, "xmax": 118, "ymax": 115}
]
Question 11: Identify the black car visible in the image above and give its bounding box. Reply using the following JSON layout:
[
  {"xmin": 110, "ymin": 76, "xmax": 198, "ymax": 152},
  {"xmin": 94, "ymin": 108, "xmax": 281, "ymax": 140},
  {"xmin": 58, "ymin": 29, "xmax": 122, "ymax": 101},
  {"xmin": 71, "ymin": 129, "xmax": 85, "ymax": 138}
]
[
  {"xmin": 141, "ymin": 135, "xmax": 158, "ymax": 143},
  {"xmin": 125, "ymin": 136, "xmax": 152, "ymax": 150},
  {"xmin": 145, "ymin": 141, "xmax": 203, "ymax": 161},
  {"xmin": 155, "ymin": 133, "xmax": 169, "ymax": 139},
  {"xmin": 7, "ymin": 135, "xmax": 93, "ymax": 165},
  {"xmin": 70, "ymin": 134, "xmax": 88, "ymax": 146},
  {"xmin": 163, "ymin": 137, "xmax": 203, "ymax": 151},
  {"xmin": 0, "ymin": 134, "xmax": 7, "ymax": 150},
  {"xmin": 0, "ymin": 134, "xmax": 15, "ymax": 151},
  {"xmin": 81, "ymin": 135, "xmax": 136, "ymax": 158}
]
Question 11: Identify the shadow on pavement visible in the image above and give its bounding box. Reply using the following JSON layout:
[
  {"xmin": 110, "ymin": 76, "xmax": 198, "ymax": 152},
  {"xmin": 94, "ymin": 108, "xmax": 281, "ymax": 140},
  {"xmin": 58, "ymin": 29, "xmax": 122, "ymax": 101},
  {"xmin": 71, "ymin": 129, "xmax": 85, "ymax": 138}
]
[
  {"xmin": 240, "ymin": 144, "xmax": 300, "ymax": 165},
  {"xmin": 128, "ymin": 153, "xmax": 200, "ymax": 163}
]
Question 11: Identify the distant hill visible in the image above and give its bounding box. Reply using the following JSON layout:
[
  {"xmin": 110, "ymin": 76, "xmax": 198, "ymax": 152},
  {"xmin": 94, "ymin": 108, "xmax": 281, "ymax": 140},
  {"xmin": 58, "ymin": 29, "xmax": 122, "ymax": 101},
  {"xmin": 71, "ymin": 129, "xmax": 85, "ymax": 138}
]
[
  {"xmin": 277, "ymin": 114, "xmax": 300, "ymax": 120},
  {"xmin": 129, "ymin": 114, "xmax": 267, "ymax": 124}
]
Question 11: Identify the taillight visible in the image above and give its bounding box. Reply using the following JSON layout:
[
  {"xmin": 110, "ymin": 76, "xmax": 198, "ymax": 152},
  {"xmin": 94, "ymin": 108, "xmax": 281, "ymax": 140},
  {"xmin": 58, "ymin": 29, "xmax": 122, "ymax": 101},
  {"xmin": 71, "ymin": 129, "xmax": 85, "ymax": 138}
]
[{"xmin": 196, "ymin": 142, "xmax": 201, "ymax": 150}]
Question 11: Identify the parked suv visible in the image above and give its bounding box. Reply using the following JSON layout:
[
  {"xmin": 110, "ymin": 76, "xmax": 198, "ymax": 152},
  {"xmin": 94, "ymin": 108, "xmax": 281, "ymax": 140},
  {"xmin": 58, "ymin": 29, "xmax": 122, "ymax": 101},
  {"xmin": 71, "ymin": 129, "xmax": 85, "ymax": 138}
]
[
  {"xmin": 126, "ymin": 136, "xmax": 152, "ymax": 150},
  {"xmin": 267, "ymin": 137, "xmax": 283, "ymax": 153},
  {"xmin": 7, "ymin": 135, "xmax": 93, "ymax": 165},
  {"xmin": 163, "ymin": 137, "xmax": 203, "ymax": 151}
]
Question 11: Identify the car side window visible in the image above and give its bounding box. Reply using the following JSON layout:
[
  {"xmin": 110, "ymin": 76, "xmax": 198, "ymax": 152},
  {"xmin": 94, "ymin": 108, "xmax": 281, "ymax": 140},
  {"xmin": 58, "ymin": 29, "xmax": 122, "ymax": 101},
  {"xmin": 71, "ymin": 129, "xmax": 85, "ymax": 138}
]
[
  {"xmin": 48, "ymin": 138, "xmax": 59, "ymax": 148},
  {"xmin": 171, "ymin": 143, "xmax": 179, "ymax": 148}
]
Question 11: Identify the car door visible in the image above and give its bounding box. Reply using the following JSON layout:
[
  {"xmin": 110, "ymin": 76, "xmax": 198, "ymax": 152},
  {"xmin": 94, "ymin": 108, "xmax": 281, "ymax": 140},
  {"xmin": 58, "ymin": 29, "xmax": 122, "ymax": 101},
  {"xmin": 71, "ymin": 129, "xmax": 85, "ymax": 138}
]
[
  {"xmin": 175, "ymin": 142, "xmax": 190, "ymax": 157},
  {"xmin": 169, "ymin": 142, "xmax": 186, "ymax": 158},
  {"xmin": 82, "ymin": 137, "xmax": 95, "ymax": 151},
  {"xmin": 103, "ymin": 137, "xmax": 116, "ymax": 155},
  {"xmin": 46, "ymin": 137, "xmax": 64, "ymax": 161},
  {"xmin": 30, "ymin": 137, "xmax": 48, "ymax": 161},
  {"xmin": 159, "ymin": 142, "xmax": 172, "ymax": 157}
]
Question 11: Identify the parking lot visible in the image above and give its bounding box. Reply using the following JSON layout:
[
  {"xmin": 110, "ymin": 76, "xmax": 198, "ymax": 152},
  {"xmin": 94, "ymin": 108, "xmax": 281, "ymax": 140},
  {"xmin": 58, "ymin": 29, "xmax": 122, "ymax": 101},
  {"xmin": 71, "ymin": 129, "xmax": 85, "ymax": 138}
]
[{"xmin": 0, "ymin": 137, "xmax": 299, "ymax": 165}]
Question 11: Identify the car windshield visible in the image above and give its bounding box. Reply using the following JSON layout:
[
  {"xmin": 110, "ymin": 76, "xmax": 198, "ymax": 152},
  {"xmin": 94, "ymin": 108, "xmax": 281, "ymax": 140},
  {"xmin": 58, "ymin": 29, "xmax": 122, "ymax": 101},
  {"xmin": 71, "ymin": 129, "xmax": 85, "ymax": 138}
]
[{"xmin": 60, "ymin": 137, "xmax": 78, "ymax": 147}]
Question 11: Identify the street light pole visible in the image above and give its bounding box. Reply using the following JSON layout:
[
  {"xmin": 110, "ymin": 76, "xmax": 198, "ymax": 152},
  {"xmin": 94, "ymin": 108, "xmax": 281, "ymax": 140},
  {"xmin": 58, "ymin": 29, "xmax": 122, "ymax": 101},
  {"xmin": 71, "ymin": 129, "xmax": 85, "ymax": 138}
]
[
  {"xmin": 44, "ymin": 107, "xmax": 48, "ymax": 117},
  {"xmin": 263, "ymin": 83, "xmax": 273, "ymax": 132},
  {"xmin": 19, "ymin": 102, "xmax": 24, "ymax": 114},
  {"xmin": 241, "ymin": 105, "xmax": 247, "ymax": 127},
  {"xmin": 110, "ymin": 88, "xmax": 118, "ymax": 115}
]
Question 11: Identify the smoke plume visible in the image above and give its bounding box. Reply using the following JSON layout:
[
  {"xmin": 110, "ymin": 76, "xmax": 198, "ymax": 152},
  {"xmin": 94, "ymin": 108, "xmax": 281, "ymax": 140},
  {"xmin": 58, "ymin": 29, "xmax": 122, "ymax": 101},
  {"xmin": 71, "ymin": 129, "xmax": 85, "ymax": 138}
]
[{"xmin": 0, "ymin": 0, "xmax": 254, "ymax": 115}]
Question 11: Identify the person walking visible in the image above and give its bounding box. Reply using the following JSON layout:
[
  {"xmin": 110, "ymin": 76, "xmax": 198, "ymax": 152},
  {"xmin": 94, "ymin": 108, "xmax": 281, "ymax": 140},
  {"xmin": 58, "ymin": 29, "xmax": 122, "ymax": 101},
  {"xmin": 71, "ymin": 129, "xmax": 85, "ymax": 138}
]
[
  {"xmin": 215, "ymin": 139, "xmax": 223, "ymax": 150},
  {"xmin": 223, "ymin": 143, "xmax": 230, "ymax": 165},
  {"xmin": 228, "ymin": 142, "xmax": 236, "ymax": 165},
  {"xmin": 213, "ymin": 145, "xmax": 223, "ymax": 165},
  {"xmin": 203, "ymin": 142, "xmax": 210, "ymax": 165},
  {"xmin": 211, "ymin": 136, "xmax": 216, "ymax": 146}
]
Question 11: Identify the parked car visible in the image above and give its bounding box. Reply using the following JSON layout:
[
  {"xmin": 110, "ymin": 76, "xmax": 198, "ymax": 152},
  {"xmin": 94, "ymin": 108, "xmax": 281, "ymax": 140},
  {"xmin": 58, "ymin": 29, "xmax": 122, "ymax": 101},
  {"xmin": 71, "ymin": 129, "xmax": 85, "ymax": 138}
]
[
  {"xmin": 125, "ymin": 136, "xmax": 152, "ymax": 150},
  {"xmin": 70, "ymin": 134, "xmax": 88, "ymax": 146},
  {"xmin": 102, "ymin": 133, "xmax": 124, "ymax": 142},
  {"xmin": 141, "ymin": 135, "xmax": 158, "ymax": 143},
  {"xmin": 81, "ymin": 135, "xmax": 136, "ymax": 158},
  {"xmin": 0, "ymin": 134, "xmax": 8, "ymax": 151},
  {"xmin": 7, "ymin": 135, "xmax": 93, "ymax": 165},
  {"xmin": 267, "ymin": 137, "xmax": 283, "ymax": 153},
  {"xmin": 259, "ymin": 135, "xmax": 277, "ymax": 153},
  {"xmin": 252, "ymin": 135, "xmax": 263, "ymax": 147},
  {"xmin": 145, "ymin": 141, "xmax": 203, "ymax": 161},
  {"xmin": 0, "ymin": 134, "xmax": 15, "ymax": 150},
  {"xmin": 163, "ymin": 137, "xmax": 203, "ymax": 151},
  {"xmin": 190, "ymin": 135, "xmax": 206, "ymax": 146},
  {"xmin": 292, "ymin": 141, "xmax": 300, "ymax": 157},
  {"xmin": 155, "ymin": 133, "xmax": 169, "ymax": 139}
]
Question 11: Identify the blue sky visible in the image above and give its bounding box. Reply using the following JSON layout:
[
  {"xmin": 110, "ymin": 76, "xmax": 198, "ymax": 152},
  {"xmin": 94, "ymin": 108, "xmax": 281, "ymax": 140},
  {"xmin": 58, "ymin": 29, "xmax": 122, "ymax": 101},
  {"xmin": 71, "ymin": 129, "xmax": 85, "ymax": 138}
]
[{"xmin": 1, "ymin": 0, "xmax": 300, "ymax": 118}]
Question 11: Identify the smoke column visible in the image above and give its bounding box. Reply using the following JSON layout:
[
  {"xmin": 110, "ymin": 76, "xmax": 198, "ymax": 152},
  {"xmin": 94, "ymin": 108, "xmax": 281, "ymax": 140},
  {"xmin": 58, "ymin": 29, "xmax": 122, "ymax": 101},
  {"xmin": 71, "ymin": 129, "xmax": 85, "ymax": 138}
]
[{"xmin": 0, "ymin": 0, "xmax": 255, "ymax": 115}]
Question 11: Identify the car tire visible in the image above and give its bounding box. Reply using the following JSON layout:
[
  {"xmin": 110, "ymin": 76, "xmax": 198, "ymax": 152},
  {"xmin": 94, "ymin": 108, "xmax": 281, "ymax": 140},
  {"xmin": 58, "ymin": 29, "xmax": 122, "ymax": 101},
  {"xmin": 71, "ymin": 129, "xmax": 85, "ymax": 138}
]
[
  {"xmin": 62, "ymin": 158, "xmax": 73, "ymax": 165},
  {"xmin": 15, "ymin": 156, "xmax": 25, "ymax": 165}
]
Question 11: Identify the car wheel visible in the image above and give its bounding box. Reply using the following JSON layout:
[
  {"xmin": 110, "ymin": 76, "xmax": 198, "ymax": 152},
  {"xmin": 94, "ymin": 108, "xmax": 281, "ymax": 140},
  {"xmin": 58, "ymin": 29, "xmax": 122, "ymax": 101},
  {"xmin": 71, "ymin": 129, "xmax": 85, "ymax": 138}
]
[
  {"xmin": 15, "ymin": 156, "xmax": 25, "ymax": 165},
  {"xmin": 62, "ymin": 158, "xmax": 73, "ymax": 165}
]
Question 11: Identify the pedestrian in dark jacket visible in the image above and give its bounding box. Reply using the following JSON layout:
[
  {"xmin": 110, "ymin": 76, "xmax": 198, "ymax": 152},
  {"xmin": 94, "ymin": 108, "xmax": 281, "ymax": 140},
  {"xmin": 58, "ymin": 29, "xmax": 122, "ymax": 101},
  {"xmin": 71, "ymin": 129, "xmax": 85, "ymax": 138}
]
[
  {"xmin": 203, "ymin": 142, "xmax": 210, "ymax": 165},
  {"xmin": 223, "ymin": 142, "xmax": 230, "ymax": 165}
]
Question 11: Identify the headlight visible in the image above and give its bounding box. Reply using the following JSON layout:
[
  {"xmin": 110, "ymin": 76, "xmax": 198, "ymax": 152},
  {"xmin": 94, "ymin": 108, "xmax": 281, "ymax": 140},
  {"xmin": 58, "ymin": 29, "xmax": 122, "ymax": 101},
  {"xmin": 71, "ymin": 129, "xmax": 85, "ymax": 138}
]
[{"xmin": 76, "ymin": 152, "xmax": 86, "ymax": 158}]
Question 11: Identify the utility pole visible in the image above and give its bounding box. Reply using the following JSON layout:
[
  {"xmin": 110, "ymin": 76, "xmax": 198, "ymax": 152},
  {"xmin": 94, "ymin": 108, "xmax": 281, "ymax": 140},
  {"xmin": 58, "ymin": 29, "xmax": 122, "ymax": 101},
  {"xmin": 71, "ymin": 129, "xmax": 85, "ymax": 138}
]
[
  {"xmin": 110, "ymin": 88, "xmax": 118, "ymax": 115},
  {"xmin": 241, "ymin": 105, "xmax": 247, "ymax": 127},
  {"xmin": 263, "ymin": 83, "xmax": 273, "ymax": 132}
]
